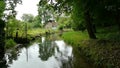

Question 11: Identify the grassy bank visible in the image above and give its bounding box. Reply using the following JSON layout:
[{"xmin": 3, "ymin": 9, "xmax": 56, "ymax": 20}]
[
  {"xmin": 62, "ymin": 31, "xmax": 89, "ymax": 46},
  {"xmin": 27, "ymin": 28, "xmax": 47, "ymax": 37},
  {"xmin": 9, "ymin": 28, "xmax": 59, "ymax": 43},
  {"xmin": 62, "ymin": 31, "xmax": 120, "ymax": 68}
]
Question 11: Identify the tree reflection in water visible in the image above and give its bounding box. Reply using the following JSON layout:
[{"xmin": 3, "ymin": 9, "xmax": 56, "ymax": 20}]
[
  {"xmin": 5, "ymin": 44, "xmax": 23, "ymax": 67},
  {"xmin": 39, "ymin": 35, "xmax": 55, "ymax": 61},
  {"xmin": 39, "ymin": 35, "xmax": 73, "ymax": 68},
  {"xmin": 2, "ymin": 34, "xmax": 73, "ymax": 68},
  {"xmin": 54, "ymin": 40, "xmax": 73, "ymax": 68},
  {"xmin": 6, "ymin": 48, "xmax": 20, "ymax": 64}
]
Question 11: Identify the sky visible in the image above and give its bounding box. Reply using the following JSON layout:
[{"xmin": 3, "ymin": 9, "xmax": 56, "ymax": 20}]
[{"xmin": 15, "ymin": 0, "xmax": 40, "ymax": 20}]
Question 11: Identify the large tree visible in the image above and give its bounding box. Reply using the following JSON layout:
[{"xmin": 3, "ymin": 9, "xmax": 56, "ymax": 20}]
[
  {"xmin": 0, "ymin": 0, "xmax": 6, "ymax": 65},
  {"xmin": 39, "ymin": 0, "xmax": 97, "ymax": 39},
  {"xmin": 0, "ymin": 0, "xmax": 22, "ymax": 65},
  {"xmin": 38, "ymin": 1, "xmax": 55, "ymax": 23},
  {"xmin": 38, "ymin": 0, "xmax": 120, "ymax": 39}
]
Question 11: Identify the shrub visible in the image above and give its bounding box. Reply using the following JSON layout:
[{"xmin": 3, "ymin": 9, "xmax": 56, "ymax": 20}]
[{"xmin": 5, "ymin": 39, "xmax": 16, "ymax": 49}]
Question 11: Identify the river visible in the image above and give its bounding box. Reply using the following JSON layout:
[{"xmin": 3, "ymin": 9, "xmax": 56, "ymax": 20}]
[{"xmin": 4, "ymin": 34, "xmax": 94, "ymax": 68}]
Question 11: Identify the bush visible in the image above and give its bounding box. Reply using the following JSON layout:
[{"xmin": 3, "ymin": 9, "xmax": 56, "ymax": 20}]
[
  {"xmin": 5, "ymin": 39, "xmax": 16, "ymax": 49},
  {"xmin": 58, "ymin": 24, "xmax": 64, "ymax": 30}
]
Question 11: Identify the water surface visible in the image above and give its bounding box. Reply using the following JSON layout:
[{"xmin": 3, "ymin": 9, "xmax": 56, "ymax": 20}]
[
  {"xmin": 4, "ymin": 35, "xmax": 94, "ymax": 68},
  {"xmin": 5, "ymin": 36, "xmax": 73, "ymax": 68}
]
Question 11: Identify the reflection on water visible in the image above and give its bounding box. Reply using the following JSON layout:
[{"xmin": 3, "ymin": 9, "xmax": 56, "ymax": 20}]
[
  {"xmin": 39, "ymin": 37, "xmax": 55, "ymax": 61},
  {"xmin": 54, "ymin": 41, "xmax": 73, "ymax": 68},
  {"xmin": 5, "ymin": 35, "xmax": 73, "ymax": 68}
]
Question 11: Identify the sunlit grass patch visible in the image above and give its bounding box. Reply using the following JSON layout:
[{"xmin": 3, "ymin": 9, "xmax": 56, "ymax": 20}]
[
  {"xmin": 28, "ymin": 28, "xmax": 46, "ymax": 37},
  {"xmin": 62, "ymin": 31, "xmax": 89, "ymax": 46}
]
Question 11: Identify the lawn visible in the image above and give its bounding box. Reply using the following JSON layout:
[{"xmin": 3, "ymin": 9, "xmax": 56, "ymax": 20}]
[{"xmin": 62, "ymin": 31, "xmax": 89, "ymax": 46}]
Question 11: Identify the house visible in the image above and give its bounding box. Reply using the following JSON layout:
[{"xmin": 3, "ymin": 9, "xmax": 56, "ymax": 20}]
[{"xmin": 44, "ymin": 20, "xmax": 58, "ymax": 30}]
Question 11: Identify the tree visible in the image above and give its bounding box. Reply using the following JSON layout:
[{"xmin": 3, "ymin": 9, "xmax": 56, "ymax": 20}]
[
  {"xmin": 0, "ymin": 0, "xmax": 22, "ymax": 64},
  {"xmin": 6, "ymin": 17, "xmax": 21, "ymax": 37},
  {"xmin": 38, "ymin": 0, "xmax": 120, "ymax": 39},
  {"xmin": 21, "ymin": 14, "xmax": 34, "ymax": 38},
  {"xmin": 0, "ymin": 0, "xmax": 5, "ymax": 18},
  {"xmin": 57, "ymin": 16, "xmax": 72, "ymax": 29},
  {"xmin": 21, "ymin": 14, "xmax": 34, "ymax": 22},
  {"xmin": 0, "ymin": 19, "xmax": 5, "ymax": 62},
  {"xmin": 38, "ymin": 0, "xmax": 96, "ymax": 39},
  {"xmin": 0, "ymin": 0, "xmax": 6, "ymax": 63},
  {"xmin": 38, "ymin": 3, "xmax": 54, "ymax": 23},
  {"xmin": 32, "ymin": 15, "xmax": 42, "ymax": 28},
  {"xmin": 4, "ymin": 0, "xmax": 22, "ymax": 17}
]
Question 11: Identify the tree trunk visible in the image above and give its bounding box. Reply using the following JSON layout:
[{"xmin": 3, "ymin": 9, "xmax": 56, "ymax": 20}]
[
  {"xmin": 84, "ymin": 10, "xmax": 97, "ymax": 39},
  {"xmin": 16, "ymin": 31, "xmax": 18, "ymax": 38},
  {"xmin": 0, "ymin": 19, "xmax": 6, "ymax": 65},
  {"xmin": 93, "ymin": 24, "xmax": 97, "ymax": 33},
  {"xmin": 116, "ymin": 8, "xmax": 120, "ymax": 31},
  {"xmin": 25, "ymin": 23, "xmax": 27, "ymax": 42}
]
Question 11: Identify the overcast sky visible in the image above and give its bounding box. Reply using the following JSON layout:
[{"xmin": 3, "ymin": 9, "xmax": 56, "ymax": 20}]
[{"xmin": 15, "ymin": 0, "xmax": 40, "ymax": 20}]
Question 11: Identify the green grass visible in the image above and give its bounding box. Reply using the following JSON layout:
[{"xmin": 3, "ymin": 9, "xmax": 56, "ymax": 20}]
[
  {"xmin": 62, "ymin": 26, "xmax": 120, "ymax": 68},
  {"xmin": 62, "ymin": 31, "xmax": 89, "ymax": 46},
  {"xmin": 27, "ymin": 28, "xmax": 46, "ymax": 37},
  {"xmin": 96, "ymin": 26, "xmax": 120, "ymax": 40},
  {"xmin": 12, "ymin": 28, "xmax": 59, "ymax": 38}
]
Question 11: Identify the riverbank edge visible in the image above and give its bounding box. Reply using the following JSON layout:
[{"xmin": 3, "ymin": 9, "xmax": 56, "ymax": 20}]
[{"xmin": 62, "ymin": 32, "xmax": 120, "ymax": 68}]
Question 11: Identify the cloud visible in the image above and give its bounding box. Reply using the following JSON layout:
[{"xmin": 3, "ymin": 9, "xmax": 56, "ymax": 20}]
[{"xmin": 15, "ymin": 0, "xmax": 39, "ymax": 20}]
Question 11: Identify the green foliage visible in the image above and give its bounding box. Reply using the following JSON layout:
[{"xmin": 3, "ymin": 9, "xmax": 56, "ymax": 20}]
[
  {"xmin": 4, "ymin": 0, "xmax": 22, "ymax": 18},
  {"xmin": 7, "ymin": 18, "xmax": 19, "ymax": 36},
  {"xmin": 5, "ymin": 39, "xmax": 16, "ymax": 49},
  {"xmin": 6, "ymin": 18, "xmax": 29, "ymax": 37},
  {"xmin": 57, "ymin": 17, "xmax": 67, "ymax": 24},
  {"xmin": 22, "ymin": 14, "xmax": 42, "ymax": 29},
  {"xmin": 96, "ymin": 26, "xmax": 120, "ymax": 40},
  {"xmin": 52, "ymin": 0, "xmax": 73, "ymax": 15},
  {"xmin": 27, "ymin": 28, "xmax": 46, "ymax": 37},
  {"xmin": 57, "ymin": 16, "xmax": 72, "ymax": 29},
  {"xmin": 21, "ymin": 14, "xmax": 34, "ymax": 22},
  {"xmin": 62, "ymin": 30, "xmax": 120, "ymax": 68},
  {"xmin": 71, "ymin": 0, "xmax": 85, "ymax": 31},
  {"xmin": 38, "ymin": 2, "xmax": 54, "ymax": 23},
  {"xmin": 58, "ymin": 24, "xmax": 64, "ymax": 30},
  {"xmin": 21, "ymin": 14, "xmax": 42, "ymax": 29},
  {"xmin": 0, "ymin": 0, "xmax": 5, "ymax": 18},
  {"xmin": 32, "ymin": 15, "xmax": 42, "ymax": 28},
  {"xmin": 78, "ymin": 40, "xmax": 120, "ymax": 68}
]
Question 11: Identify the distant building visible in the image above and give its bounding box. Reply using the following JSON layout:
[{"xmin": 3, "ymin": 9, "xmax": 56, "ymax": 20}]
[{"xmin": 44, "ymin": 20, "xmax": 58, "ymax": 30}]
